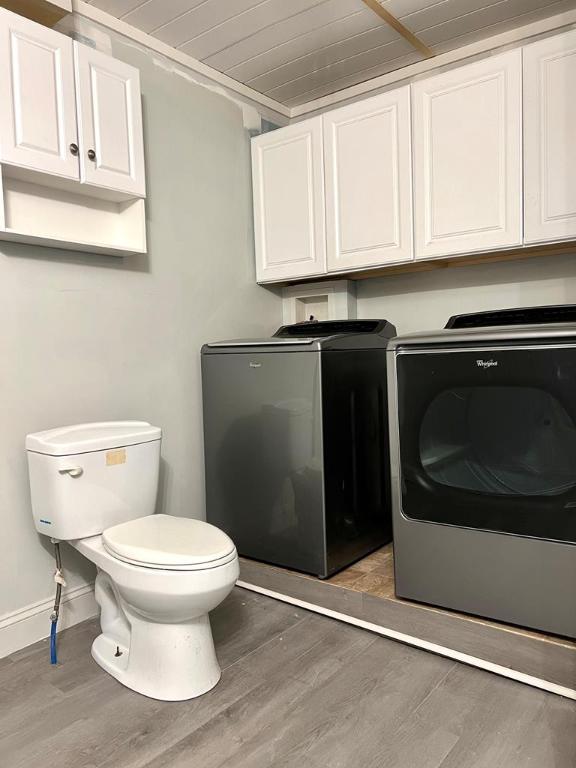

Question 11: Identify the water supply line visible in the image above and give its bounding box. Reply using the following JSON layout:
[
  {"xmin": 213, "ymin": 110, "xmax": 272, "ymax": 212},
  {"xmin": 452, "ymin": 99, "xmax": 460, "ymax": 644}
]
[{"xmin": 49, "ymin": 539, "xmax": 66, "ymax": 665}]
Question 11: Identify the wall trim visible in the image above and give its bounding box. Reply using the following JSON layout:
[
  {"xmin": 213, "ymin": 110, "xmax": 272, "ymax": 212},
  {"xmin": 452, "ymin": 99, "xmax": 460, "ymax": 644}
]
[
  {"xmin": 237, "ymin": 580, "xmax": 576, "ymax": 701},
  {"xmin": 0, "ymin": 582, "xmax": 98, "ymax": 659},
  {"xmin": 291, "ymin": 9, "xmax": 576, "ymax": 116},
  {"xmin": 71, "ymin": 3, "xmax": 576, "ymax": 121},
  {"xmin": 71, "ymin": 0, "xmax": 290, "ymax": 121}
]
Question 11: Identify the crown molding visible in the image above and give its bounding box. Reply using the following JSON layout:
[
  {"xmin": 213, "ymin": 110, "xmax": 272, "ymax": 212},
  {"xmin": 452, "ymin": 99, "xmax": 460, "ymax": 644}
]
[
  {"xmin": 72, "ymin": 1, "xmax": 290, "ymax": 121},
  {"xmin": 291, "ymin": 8, "xmax": 576, "ymax": 117},
  {"xmin": 72, "ymin": 3, "xmax": 576, "ymax": 122}
]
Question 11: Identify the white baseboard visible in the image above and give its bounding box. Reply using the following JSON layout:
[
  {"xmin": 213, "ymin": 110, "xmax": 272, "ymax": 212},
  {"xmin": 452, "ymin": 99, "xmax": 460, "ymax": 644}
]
[{"xmin": 0, "ymin": 582, "xmax": 98, "ymax": 659}]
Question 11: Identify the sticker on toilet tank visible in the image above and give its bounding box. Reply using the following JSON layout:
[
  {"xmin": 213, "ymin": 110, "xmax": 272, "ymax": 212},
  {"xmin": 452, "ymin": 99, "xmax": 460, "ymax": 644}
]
[{"xmin": 106, "ymin": 448, "xmax": 126, "ymax": 466}]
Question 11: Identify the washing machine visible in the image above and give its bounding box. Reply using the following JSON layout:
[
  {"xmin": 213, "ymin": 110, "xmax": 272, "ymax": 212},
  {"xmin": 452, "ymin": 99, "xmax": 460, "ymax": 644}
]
[{"xmin": 201, "ymin": 319, "xmax": 396, "ymax": 578}]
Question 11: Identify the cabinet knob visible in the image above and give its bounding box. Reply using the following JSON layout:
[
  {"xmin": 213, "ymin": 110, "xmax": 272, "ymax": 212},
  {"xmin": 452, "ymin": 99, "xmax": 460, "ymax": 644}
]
[
  {"xmin": 87, "ymin": 149, "xmax": 96, "ymax": 161},
  {"xmin": 69, "ymin": 143, "xmax": 79, "ymax": 156}
]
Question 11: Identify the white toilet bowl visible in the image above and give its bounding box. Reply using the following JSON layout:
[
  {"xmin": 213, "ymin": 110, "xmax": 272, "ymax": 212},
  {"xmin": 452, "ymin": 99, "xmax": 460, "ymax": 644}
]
[
  {"xmin": 73, "ymin": 515, "xmax": 239, "ymax": 701},
  {"xmin": 25, "ymin": 422, "xmax": 239, "ymax": 702}
]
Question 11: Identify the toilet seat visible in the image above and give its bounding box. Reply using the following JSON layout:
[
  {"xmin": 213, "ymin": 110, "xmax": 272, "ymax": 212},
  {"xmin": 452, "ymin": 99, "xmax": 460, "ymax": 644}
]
[{"xmin": 102, "ymin": 514, "xmax": 236, "ymax": 571}]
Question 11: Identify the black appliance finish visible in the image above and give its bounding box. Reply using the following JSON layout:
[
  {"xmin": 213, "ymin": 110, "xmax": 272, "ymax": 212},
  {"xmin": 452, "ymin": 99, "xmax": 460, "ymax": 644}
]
[
  {"xmin": 388, "ymin": 308, "xmax": 576, "ymax": 638},
  {"xmin": 201, "ymin": 319, "xmax": 396, "ymax": 578},
  {"xmin": 445, "ymin": 303, "xmax": 576, "ymax": 329}
]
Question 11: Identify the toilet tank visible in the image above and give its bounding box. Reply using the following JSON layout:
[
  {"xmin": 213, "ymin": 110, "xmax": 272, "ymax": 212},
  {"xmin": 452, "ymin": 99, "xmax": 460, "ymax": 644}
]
[{"xmin": 26, "ymin": 422, "xmax": 162, "ymax": 541}]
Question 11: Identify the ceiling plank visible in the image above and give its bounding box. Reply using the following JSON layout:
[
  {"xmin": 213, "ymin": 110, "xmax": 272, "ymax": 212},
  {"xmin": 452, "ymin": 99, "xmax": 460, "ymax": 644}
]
[
  {"xmin": 284, "ymin": 49, "xmax": 422, "ymax": 105},
  {"xmin": 421, "ymin": 0, "xmax": 576, "ymax": 54},
  {"xmin": 182, "ymin": 0, "xmax": 341, "ymax": 64},
  {"xmin": 290, "ymin": 6, "xmax": 576, "ymax": 115},
  {"xmin": 204, "ymin": 1, "xmax": 371, "ymax": 72},
  {"xmin": 267, "ymin": 39, "xmax": 416, "ymax": 102},
  {"xmin": 414, "ymin": 0, "xmax": 572, "ymax": 48},
  {"xmin": 360, "ymin": 0, "xmax": 434, "ymax": 57},
  {"xmin": 247, "ymin": 21, "xmax": 401, "ymax": 92}
]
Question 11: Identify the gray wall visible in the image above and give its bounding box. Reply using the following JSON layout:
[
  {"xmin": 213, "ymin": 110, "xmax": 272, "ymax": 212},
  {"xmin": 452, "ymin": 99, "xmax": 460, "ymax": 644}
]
[
  {"xmin": 0, "ymin": 33, "xmax": 281, "ymax": 617},
  {"xmin": 356, "ymin": 254, "xmax": 576, "ymax": 333}
]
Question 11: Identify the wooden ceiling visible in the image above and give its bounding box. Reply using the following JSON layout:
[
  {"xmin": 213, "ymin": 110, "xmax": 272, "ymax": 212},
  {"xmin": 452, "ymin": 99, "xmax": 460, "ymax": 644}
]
[{"xmin": 84, "ymin": 0, "xmax": 576, "ymax": 107}]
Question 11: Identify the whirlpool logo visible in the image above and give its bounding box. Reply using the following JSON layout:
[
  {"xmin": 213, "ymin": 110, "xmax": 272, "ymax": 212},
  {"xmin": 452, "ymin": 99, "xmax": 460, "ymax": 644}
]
[{"xmin": 476, "ymin": 359, "xmax": 498, "ymax": 369}]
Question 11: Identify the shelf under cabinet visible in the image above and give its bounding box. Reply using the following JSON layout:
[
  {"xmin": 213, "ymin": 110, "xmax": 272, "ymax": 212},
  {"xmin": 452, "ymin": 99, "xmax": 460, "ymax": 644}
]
[
  {"xmin": 0, "ymin": 226, "xmax": 146, "ymax": 257},
  {"xmin": 0, "ymin": 166, "xmax": 146, "ymax": 256}
]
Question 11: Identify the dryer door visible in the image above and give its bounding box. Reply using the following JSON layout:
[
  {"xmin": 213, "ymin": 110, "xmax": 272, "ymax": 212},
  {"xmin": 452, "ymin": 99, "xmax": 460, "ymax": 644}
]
[{"xmin": 396, "ymin": 344, "xmax": 576, "ymax": 543}]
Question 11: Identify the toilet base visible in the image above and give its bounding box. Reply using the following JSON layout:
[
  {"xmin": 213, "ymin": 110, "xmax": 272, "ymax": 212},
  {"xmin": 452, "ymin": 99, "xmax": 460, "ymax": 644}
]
[{"xmin": 91, "ymin": 612, "xmax": 222, "ymax": 701}]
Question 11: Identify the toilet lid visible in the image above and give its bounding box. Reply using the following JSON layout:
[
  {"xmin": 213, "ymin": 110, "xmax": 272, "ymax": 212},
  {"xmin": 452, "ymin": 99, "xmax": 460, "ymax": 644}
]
[{"xmin": 102, "ymin": 514, "xmax": 236, "ymax": 569}]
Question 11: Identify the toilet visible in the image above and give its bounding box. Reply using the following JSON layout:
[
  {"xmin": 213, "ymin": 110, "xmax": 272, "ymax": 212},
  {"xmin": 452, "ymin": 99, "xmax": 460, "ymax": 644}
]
[{"xmin": 25, "ymin": 421, "xmax": 239, "ymax": 701}]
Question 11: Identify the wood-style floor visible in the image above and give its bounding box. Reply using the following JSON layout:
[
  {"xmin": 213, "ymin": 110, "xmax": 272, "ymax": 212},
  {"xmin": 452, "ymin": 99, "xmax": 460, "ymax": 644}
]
[
  {"xmin": 328, "ymin": 543, "xmax": 396, "ymax": 597},
  {"xmin": 240, "ymin": 547, "xmax": 576, "ymax": 694},
  {"xmin": 1, "ymin": 588, "xmax": 575, "ymax": 768},
  {"xmin": 244, "ymin": 542, "xmax": 576, "ymax": 650}
]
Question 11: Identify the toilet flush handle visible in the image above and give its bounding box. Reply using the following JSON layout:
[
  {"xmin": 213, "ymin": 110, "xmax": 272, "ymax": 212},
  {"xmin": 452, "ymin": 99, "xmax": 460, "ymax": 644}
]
[{"xmin": 58, "ymin": 467, "xmax": 84, "ymax": 478}]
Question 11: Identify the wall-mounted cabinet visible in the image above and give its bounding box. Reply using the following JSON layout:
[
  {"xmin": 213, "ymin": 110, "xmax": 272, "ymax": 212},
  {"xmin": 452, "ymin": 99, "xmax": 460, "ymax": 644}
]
[
  {"xmin": 524, "ymin": 28, "xmax": 576, "ymax": 244},
  {"xmin": 324, "ymin": 87, "xmax": 413, "ymax": 271},
  {"xmin": 0, "ymin": 6, "xmax": 146, "ymax": 255},
  {"xmin": 412, "ymin": 50, "xmax": 522, "ymax": 259},
  {"xmin": 75, "ymin": 44, "xmax": 145, "ymax": 198},
  {"xmin": 251, "ymin": 31, "xmax": 575, "ymax": 284},
  {"xmin": 252, "ymin": 86, "xmax": 412, "ymax": 282},
  {"xmin": 251, "ymin": 117, "xmax": 325, "ymax": 283},
  {"xmin": 0, "ymin": 10, "xmax": 78, "ymax": 179}
]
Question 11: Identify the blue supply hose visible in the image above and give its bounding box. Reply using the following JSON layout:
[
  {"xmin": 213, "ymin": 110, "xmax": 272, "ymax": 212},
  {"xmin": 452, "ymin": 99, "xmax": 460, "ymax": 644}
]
[
  {"xmin": 49, "ymin": 541, "xmax": 63, "ymax": 666},
  {"xmin": 50, "ymin": 619, "xmax": 58, "ymax": 664}
]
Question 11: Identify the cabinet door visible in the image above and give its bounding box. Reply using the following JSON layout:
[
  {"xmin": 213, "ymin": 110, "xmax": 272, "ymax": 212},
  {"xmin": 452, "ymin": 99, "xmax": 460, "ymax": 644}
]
[
  {"xmin": 0, "ymin": 8, "xmax": 79, "ymax": 179},
  {"xmin": 524, "ymin": 30, "xmax": 576, "ymax": 244},
  {"xmin": 324, "ymin": 86, "xmax": 412, "ymax": 271},
  {"xmin": 413, "ymin": 50, "xmax": 522, "ymax": 259},
  {"xmin": 251, "ymin": 118, "xmax": 325, "ymax": 283},
  {"xmin": 74, "ymin": 43, "xmax": 145, "ymax": 197}
]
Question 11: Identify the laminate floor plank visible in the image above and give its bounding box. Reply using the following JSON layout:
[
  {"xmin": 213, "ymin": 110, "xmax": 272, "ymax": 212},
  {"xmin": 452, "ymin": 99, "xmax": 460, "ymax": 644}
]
[
  {"xmin": 227, "ymin": 642, "xmax": 458, "ymax": 768},
  {"xmin": 367, "ymin": 662, "xmax": 544, "ymax": 768},
  {"xmin": 97, "ymin": 614, "xmax": 372, "ymax": 768},
  {"xmin": 0, "ymin": 590, "xmax": 307, "ymax": 768},
  {"xmin": 1, "ymin": 587, "xmax": 574, "ymax": 768},
  {"xmin": 141, "ymin": 616, "xmax": 376, "ymax": 768},
  {"xmin": 240, "ymin": 557, "xmax": 576, "ymax": 690},
  {"xmin": 211, "ymin": 587, "xmax": 306, "ymax": 669},
  {"xmin": 437, "ymin": 671, "xmax": 576, "ymax": 768}
]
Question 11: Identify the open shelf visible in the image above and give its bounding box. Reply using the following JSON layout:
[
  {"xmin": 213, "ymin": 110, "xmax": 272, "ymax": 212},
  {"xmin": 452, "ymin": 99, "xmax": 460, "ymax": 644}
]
[{"xmin": 0, "ymin": 166, "xmax": 146, "ymax": 256}]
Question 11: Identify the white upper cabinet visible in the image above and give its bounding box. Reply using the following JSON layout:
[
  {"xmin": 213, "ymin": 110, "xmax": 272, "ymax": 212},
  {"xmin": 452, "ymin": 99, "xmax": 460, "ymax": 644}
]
[
  {"xmin": 74, "ymin": 44, "xmax": 145, "ymax": 198},
  {"xmin": 412, "ymin": 50, "xmax": 523, "ymax": 259},
  {"xmin": 323, "ymin": 86, "xmax": 413, "ymax": 272},
  {"xmin": 0, "ymin": 8, "xmax": 145, "ymax": 199},
  {"xmin": 0, "ymin": 8, "xmax": 79, "ymax": 179},
  {"xmin": 524, "ymin": 29, "xmax": 576, "ymax": 244},
  {"xmin": 0, "ymin": 8, "xmax": 146, "ymax": 255},
  {"xmin": 252, "ymin": 118, "xmax": 325, "ymax": 283}
]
